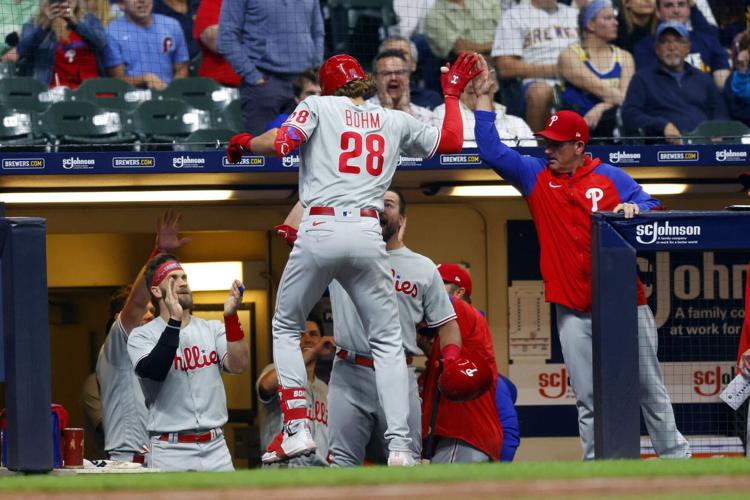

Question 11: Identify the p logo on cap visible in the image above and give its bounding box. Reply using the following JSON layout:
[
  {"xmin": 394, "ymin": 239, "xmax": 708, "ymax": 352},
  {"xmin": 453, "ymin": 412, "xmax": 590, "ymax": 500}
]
[{"xmin": 535, "ymin": 110, "xmax": 590, "ymax": 144}]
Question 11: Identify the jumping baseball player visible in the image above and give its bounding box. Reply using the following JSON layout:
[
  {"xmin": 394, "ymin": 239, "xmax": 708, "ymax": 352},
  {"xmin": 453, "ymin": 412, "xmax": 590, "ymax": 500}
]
[
  {"xmin": 472, "ymin": 58, "xmax": 690, "ymax": 460},
  {"xmin": 257, "ymin": 313, "xmax": 335, "ymax": 467},
  {"xmin": 97, "ymin": 210, "xmax": 190, "ymax": 463},
  {"xmin": 226, "ymin": 51, "xmax": 480, "ymax": 465},
  {"xmin": 418, "ymin": 264, "xmax": 502, "ymax": 463},
  {"xmin": 127, "ymin": 254, "xmax": 249, "ymax": 471}
]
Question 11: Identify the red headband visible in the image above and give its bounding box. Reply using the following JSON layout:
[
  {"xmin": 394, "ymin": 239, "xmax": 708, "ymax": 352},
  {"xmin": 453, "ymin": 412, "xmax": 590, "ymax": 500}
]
[{"xmin": 152, "ymin": 260, "xmax": 184, "ymax": 287}]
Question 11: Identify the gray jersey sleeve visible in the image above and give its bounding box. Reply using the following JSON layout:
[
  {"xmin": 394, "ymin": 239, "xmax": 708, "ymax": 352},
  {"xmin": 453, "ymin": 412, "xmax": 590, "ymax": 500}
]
[
  {"xmin": 422, "ymin": 266, "xmax": 457, "ymax": 327},
  {"xmin": 397, "ymin": 112, "xmax": 440, "ymax": 159},
  {"xmin": 284, "ymin": 96, "xmax": 320, "ymax": 142},
  {"xmin": 127, "ymin": 322, "xmax": 158, "ymax": 368}
]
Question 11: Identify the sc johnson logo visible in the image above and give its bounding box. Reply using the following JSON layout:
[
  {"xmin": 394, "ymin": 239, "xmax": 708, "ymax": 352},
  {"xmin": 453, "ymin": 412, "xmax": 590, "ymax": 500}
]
[
  {"xmin": 223, "ymin": 156, "xmax": 265, "ymax": 167},
  {"xmin": 62, "ymin": 157, "xmax": 95, "ymax": 170},
  {"xmin": 2, "ymin": 158, "xmax": 44, "ymax": 170},
  {"xmin": 538, "ymin": 367, "xmax": 571, "ymax": 399},
  {"xmin": 635, "ymin": 221, "xmax": 701, "ymax": 244},
  {"xmin": 281, "ymin": 154, "xmax": 299, "ymax": 168},
  {"xmin": 657, "ymin": 150, "xmax": 699, "ymax": 162},
  {"xmin": 112, "ymin": 157, "xmax": 155, "ymax": 168},
  {"xmin": 172, "ymin": 155, "xmax": 205, "ymax": 169},
  {"xmin": 397, "ymin": 155, "xmax": 422, "ymax": 167},
  {"xmin": 608, "ymin": 150, "xmax": 641, "ymax": 164},
  {"xmin": 439, "ymin": 154, "xmax": 481, "ymax": 165},
  {"xmin": 693, "ymin": 365, "xmax": 734, "ymax": 397},
  {"xmin": 715, "ymin": 149, "xmax": 747, "ymax": 162}
]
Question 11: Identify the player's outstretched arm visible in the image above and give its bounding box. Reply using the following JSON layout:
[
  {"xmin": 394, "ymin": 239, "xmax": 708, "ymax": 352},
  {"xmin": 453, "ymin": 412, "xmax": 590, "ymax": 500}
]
[
  {"xmin": 120, "ymin": 209, "xmax": 190, "ymax": 334},
  {"xmin": 435, "ymin": 52, "xmax": 481, "ymax": 153},
  {"xmin": 223, "ymin": 279, "xmax": 250, "ymax": 373}
]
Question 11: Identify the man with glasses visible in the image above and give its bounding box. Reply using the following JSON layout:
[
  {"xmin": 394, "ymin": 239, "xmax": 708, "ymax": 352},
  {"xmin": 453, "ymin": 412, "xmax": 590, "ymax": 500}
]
[
  {"xmin": 472, "ymin": 57, "xmax": 690, "ymax": 460},
  {"xmin": 623, "ymin": 21, "xmax": 728, "ymax": 144},
  {"xmin": 369, "ymin": 49, "xmax": 434, "ymax": 124}
]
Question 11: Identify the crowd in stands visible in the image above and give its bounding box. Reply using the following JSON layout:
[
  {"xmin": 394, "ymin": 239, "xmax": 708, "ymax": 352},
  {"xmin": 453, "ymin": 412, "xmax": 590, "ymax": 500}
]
[{"xmin": 1, "ymin": 0, "xmax": 749, "ymax": 145}]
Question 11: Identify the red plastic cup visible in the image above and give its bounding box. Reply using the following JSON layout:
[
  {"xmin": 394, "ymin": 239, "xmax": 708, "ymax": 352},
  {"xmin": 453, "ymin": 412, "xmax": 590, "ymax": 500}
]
[{"xmin": 62, "ymin": 428, "xmax": 84, "ymax": 468}]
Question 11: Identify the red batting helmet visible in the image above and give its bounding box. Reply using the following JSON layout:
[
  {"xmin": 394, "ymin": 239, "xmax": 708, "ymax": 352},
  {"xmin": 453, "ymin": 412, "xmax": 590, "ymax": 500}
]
[
  {"xmin": 439, "ymin": 350, "xmax": 493, "ymax": 402},
  {"xmin": 319, "ymin": 54, "xmax": 366, "ymax": 96}
]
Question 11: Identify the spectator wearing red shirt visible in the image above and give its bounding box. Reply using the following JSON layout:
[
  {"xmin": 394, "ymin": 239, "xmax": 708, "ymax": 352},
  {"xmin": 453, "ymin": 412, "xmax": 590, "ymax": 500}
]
[{"xmin": 193, "ymin": 0, "xmax": 240, "ymax": 87}]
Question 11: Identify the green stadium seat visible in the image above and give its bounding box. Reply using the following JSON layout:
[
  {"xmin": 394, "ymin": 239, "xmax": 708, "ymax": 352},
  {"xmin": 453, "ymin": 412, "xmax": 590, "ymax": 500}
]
[
  {"xmin": 173, "ymin": 128, "xmax": 235, "ymax": 151},
  {"xmin": 126, "ymin": 98, "xmax": 211, "ymax": 149},
  {"xmin": 72, "ymin": 78, "xmax": 141, "ymax": 112},
  {"xmin": 0, "ymin": 77, "xmax": 49, "ymax": 113},
  {"xmin": 160, "ymin": 77, "xmax": 234, "ymax": 112},
  {"xmin": 37, "ymin": 100, "xmax": 136, "ymax": 151},
  {"xmin": 0, "ymin": 104, "xmax": 47, "ymax": 150},
  {"xmin": 212, "ymin": 98, "xmax": 243, "ymax": 131},
  {"xmin": 685, "ymin": 120, "xmax": 750, "ymax": 145}
]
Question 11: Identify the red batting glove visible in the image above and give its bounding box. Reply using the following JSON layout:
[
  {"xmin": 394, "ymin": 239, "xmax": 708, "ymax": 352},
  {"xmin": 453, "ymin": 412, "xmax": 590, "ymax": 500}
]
[
  {"xmin": 440, "ymin": 52, "xmax": 481, "ymax": 98},
  {"xmin": 227, "ymin": 132, "xmax": 254, "ymax": 164},
  {"xmin": 274, "ymin": 224, "xmax": 298, "ymax": 247}
]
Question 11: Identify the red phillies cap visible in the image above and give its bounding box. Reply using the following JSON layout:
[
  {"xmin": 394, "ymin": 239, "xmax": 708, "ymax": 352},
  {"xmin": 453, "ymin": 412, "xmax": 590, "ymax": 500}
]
[
  {"xmin": 437, "ymin": 263, "xmax": 472, "ymax": 297},
  {"xmin": 740, "ymin": 172, "xmax": 750, "ymax": 189},
  {"xmin": 534, "ymin": 110, "xmax": 589, "ymax": 144}
]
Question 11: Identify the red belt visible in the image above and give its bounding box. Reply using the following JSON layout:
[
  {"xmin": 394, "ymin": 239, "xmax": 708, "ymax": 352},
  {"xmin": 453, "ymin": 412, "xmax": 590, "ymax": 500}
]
[
  {"xmin": 309, "ymin": 207, "xmax": 379, "ymax": 219},
  {"xmin": 337, "ymin": 349, "xmax": 413, "ymax": 369},
  {"xmin": 158, "ymin": 430, "xmax": 216, "ymax": 443}
]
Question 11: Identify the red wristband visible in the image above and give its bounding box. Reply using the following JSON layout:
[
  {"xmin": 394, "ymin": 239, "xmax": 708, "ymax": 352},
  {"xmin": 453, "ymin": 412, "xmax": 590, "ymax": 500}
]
[
  {"xmin": 224, "ymin": 313, "xmax": 245, "ymax": 342},
  {"xmin": 441, "ymin": 343, "xmax": 460, "ymax": 362}
]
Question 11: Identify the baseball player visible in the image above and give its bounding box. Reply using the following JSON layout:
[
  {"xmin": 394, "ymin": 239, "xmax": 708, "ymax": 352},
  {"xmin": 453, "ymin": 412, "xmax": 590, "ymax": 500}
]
[
  {"xmin": 97, "ymin": 210, "xmax": 190, "ymax": 463},
  {"xmin": 127, "ymin": 254, "xmax": 249, "ymax": 471},
  {"xmin": 226, "ymin": 51, "xmax": 480, "ymax": 465},
  {"xmin": 472, "ymin": 58, "xmax": 690, "ymax": 460},
  {"xmin": 418, "ymin": 264, "xmax": 502, "ymax": 463},
  {"xmin": 439, "ymin": 263, "xmax": 520, "ymax": 462},
  {"xmin": 257, "ymin": 313, "xmax": 335, "ymax": 467},
  {"xmin": 326, "ymin": 188, "xmax": 461, "ymax": 466},
  {"xmin": 734, "ymin": 172, "xmax": 750, "ymax": 455}
]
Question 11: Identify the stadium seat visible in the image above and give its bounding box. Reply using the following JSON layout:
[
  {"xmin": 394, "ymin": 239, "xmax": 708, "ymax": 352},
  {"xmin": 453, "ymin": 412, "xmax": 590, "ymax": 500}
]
[
  {"xmin": 0, "ymin": 104, "xmax": 47, "ymax": 150},
  {"xmin": 37, "ymin": 100, "xmax": 136, "ymax": 151},
  {"xmin": 685, "ymin": 120, "xmax": 750, "ymax": 145},
  {"xmin": 0, "ymin": 62, "xmax": 17, "ymax": 79},
  {"xmin": 126, "ymin": 98, "xmax": 211, "ymax": 149},
  {"xmin": 173, "ymin": 128, "xmax": 235, "ymax": 151},
  {"xmin": 212, "ymin": 98, "xmax": 243, "ymax": 131},
  {"xmin": 0, "ymin": 77, "xmax": 49, "ymax": 113},
  {"xmin": 160, "ymin": 77, "xmax": 234, "ymax": 113},
  {"xmin": 72, "ymin": 78, "xmax": 141, "ymax": 112}
]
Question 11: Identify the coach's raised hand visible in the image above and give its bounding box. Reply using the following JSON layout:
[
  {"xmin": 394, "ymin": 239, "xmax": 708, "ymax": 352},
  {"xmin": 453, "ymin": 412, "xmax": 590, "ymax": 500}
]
[{"xmin": 440, "ymin": 52, "xmax": 481, "ymax": 98}]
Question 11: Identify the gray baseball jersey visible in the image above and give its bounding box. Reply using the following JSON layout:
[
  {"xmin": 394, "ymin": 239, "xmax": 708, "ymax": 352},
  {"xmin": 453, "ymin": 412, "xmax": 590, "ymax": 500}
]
[
  {"xmin": 96, "ymin": 319, "xmax": 149, "ymax": 458},
  {"xmin": 330, "ymin": 246, "xmax": 456, "ymax": 356},
  {"xmin": 286, "ymin": 95, "xmax": 440, "ymax": 210},
  {"xmin": 327, "ymin": 246, "xmax": 456, "ymax": 464},
  {"xmin": 257, "ymin": 363, "xmax": 329, "ymax": 467},
  {"xmin": 272, "ymin": 94, "xmax": 444, "ymax": 455},
  {"xmin": 127, "ymin": 315, "xmax": 229, "ymax": 433}
]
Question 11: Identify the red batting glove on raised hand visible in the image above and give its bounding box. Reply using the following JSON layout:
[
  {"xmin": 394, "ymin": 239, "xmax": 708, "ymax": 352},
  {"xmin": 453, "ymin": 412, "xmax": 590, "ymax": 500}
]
[
  {"xmin": 227, "ymin": 132, "xmax": 254, "ymax": 164},
  {"xmin": 440, "ymin": 52, "xmax": 481, "ymax": 98}
]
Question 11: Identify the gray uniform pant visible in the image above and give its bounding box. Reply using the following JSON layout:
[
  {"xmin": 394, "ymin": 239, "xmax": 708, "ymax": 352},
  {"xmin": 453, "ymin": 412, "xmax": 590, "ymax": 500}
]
[
  {"xmin": 272, "ymin": 210, "xmax": 411, "ymax": 452},
  {"xmin": 328, "ymin": 356, "xmax": 421, "ymax": 465},
  {"xmin": 556, "ymin": 304, "xmax": 690, "ymax": 460},
  {"xmin": 147, "ymin": 434, "xmax": 234, "ymax": 471},
  {"xmin": 432, "ymin": 438, "xmax": 491, "ymax": 464}
]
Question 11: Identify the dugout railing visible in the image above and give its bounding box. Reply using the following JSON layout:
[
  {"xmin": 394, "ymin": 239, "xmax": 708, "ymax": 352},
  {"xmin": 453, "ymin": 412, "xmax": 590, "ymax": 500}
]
[{"xmin": 591, "ymin": 210, "xmax": 750, "ymax": 459}]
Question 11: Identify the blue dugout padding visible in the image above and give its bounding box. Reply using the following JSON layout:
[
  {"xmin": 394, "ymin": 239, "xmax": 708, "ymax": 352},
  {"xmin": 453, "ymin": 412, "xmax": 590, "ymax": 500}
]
[
  {"xmin": 591, "ymin": 210, "xmax": 750, "ymax": 459},
  {"xmin": 0, "ymin": 216, "xmax": 53, "ymax": 472}
]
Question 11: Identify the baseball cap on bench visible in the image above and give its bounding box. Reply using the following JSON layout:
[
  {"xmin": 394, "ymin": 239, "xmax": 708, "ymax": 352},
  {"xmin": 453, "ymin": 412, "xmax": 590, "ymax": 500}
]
[{"xmin": 534, "ymin": 110, "xmax": 589, "ymax": 144}]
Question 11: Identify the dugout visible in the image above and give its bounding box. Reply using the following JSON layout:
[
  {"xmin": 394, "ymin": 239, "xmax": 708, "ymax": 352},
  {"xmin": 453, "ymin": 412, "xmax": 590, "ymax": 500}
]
[{"xmin": 1, "ymin": 146, "xmax": 749, "ymax": 466}]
